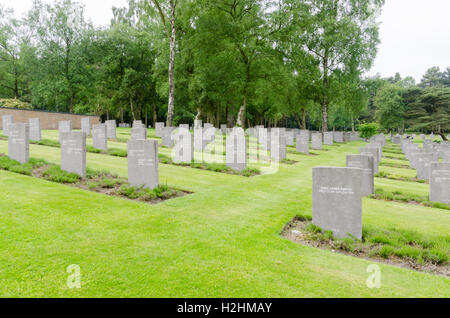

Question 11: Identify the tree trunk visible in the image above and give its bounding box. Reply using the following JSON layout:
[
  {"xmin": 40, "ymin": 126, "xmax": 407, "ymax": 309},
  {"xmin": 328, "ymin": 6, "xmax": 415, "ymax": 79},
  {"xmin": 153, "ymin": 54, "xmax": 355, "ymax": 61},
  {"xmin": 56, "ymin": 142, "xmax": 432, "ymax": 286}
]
[
  {"xmin": 236, "ymin": 95, "xmax": 246, "ymax": 128},
  {"xmin": 302, "ymin": 108, "xmax": 307, "ymax": 130},
  {"xmin": 351, "ymin": 115, "xmax": 355, "ymax": 132},
  {"xmin": 166, "ymin": 3, "xmax": 176, "ymax": 127},
  {"xmin": 321, "ymin": 55, "xmax": 329, "ymax": 132},
  {"xmin": 153, "ymin": 100, "xmax": 157, "ymax": 128}
]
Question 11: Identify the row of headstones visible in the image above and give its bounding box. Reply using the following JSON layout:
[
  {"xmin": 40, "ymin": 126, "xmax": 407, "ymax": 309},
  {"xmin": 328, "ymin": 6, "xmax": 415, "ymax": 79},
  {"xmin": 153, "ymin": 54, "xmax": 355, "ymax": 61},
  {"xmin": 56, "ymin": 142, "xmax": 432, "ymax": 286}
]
[
  {"xmin": 2, "ymin": 115, "xmax": 42, "ymax": 141},
  {"xmin": 4, "ymin": 123, "xmax": 160, "ymax": 190},
  {"xmin": 311, "ymin": 134, "xmax": 385, "ymax": 240},
  {"xmin": 401, "ymin": 138, "xmax": 450, "ymax": 205}
]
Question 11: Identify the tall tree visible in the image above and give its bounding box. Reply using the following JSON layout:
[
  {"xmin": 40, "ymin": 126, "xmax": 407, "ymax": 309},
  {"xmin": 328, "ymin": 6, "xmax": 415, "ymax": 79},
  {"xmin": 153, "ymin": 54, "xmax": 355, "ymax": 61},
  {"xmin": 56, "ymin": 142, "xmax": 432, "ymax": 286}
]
[{"xmin": 286, "ymin": 0, "xmax": 383, "ymax": 132}]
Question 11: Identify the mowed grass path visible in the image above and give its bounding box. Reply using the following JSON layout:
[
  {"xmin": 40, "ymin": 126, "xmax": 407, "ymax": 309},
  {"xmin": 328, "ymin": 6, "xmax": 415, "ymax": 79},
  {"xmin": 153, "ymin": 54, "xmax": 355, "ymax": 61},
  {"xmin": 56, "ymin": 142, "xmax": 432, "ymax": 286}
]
[{"xmin": 0, "ymin": 131, "xmax": 448, "ymax": 297}]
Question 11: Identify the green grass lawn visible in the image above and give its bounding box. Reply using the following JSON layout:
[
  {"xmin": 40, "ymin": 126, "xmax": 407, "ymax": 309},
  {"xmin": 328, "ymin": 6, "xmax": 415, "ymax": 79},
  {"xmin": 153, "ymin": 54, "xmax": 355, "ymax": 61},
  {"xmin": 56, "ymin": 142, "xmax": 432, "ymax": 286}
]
[{"xmin": 0, "ymin": 130, "xmax": 448, "ymax": 297}]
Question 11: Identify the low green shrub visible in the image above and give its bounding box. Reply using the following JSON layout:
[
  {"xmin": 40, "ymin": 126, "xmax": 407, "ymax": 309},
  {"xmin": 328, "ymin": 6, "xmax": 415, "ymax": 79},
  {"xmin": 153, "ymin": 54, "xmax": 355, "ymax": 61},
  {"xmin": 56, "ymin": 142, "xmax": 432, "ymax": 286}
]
[{"xmin": 43, "ymin": 166, "xmax": 80, "ymax": 183}]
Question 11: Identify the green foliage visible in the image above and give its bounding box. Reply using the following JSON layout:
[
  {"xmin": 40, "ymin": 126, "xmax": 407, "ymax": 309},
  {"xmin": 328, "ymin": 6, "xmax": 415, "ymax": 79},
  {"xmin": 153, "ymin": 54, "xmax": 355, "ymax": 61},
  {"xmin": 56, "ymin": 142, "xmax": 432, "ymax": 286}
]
[
  {"xmin": 358, "ymin": 123, "xmax": 379, "ymax": 139},
  {"xmin": 374, "ymin": 84, "xmax": 406, "ymax": 132},
  {"xmin": 303, "ymin": 220, "xmax": 448, "ymax": 265},
  {"xmin": 0, "ymin": 99, "xmax": 33, "ymax": 109},
  {"xmin": 42, "ymin": 166, "xmax": 80, "ymax": 184}
]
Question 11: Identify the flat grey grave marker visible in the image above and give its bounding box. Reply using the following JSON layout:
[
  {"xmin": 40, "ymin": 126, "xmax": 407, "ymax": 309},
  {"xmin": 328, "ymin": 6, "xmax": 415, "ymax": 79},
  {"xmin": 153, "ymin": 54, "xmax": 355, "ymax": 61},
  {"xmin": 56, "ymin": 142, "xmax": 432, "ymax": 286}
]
[
  {"xmin": 61, "ymin": 132, "xmax": 86, "ymax": 177},
  {"xmin": 226, "ymin": 128, "xmax": 247, "ymax": 171},
  {"xmin": 8, "ymin": 123, "xmax": 29, "ymax": 164},
  {"xmin": 429, "ymin": 162, "xmax": 450, "ymax": 205},
  {"xmin": 131, "ymin": 127, "xmax": 147, "ymax": 140},
  {"xmin": 360, "ymin": 147, "xmax": 379, "ymax": 174},
  {"xmin": 270, "ymin": 129, "xmax": 286, "ymax": 162},
  {"xmin": 92, "ymin": 124, "xmax": 107, "ymax": 150},
  {"xmin": 311, "ymin": 133, "xmax": 323, "ymax": 150},
  {"xmin": 29, "ymin": 118, "xmax": 41, "ymax": 141},
  {"xmin": 312, "ymin": 167, "xmax": 363, "ymax": 240},
  {"xmin": 296, "ymin": 132, "xmax": 309, "ymax": 154},
  {"xmin": 2, "ymin": 115, "xmax": 13, "ymax": 136},
  {"xmin": 127, "ymin": 139, "xmax": 159, "ymax": 189},
  {"xmin": 346, "ymin": 155, "xmax": 374, "ymax": 196},
  {"xmin": 324, "ymin": 132, "xmax": 334, "ymax": 145},
  {"xmin": 81, "ymin": 117, "xmax": 91, "ymax": 136},
  {"xmin": 58, "ymin": 120, "xmax": 72, "ymax": 144},
  {"xmin": 161, "ymin": 127, "xmax": 176, "ymax": 147},
  {"xmin": 106, "ymin": 120, "xmax": 117, "ymax": 139},
  {"xmin": 173, "ymin": 128, "xmax": 193, "ymax": 163},
  {"xmin": 155, "ymin": 122, "xmax": 165, "ymax": 137}
]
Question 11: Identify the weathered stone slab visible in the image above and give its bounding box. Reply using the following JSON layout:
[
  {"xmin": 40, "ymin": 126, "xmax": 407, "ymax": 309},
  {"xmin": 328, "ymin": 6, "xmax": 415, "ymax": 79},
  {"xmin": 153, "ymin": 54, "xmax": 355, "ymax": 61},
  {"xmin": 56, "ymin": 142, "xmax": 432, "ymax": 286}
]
[
  {"xmin": 58, "ymin": 120, "xmax": 72, "ymax": 144},
  {"xmin": 429, "ymin": 162, "xmax": 450, "ymax": 205},
  {"xmin": 81, "ymin": 117, "xmax": 91, "ymax": 136},
  {"xmin": 155, "ymin": 122, "xmax": 165, "ymax": 137},
  {"xmin": 29, "ymin": 118, "xmax": 41, "ymax": 141},
  {"xmin": 173, "ymin": 127, "xmax": 193, "ymax": 163},
  {"xmin": 161, "ymin": 127, "xmax": 176, "ymax": 147},
  {"xmin": 92, "ymin": 124, "xmax": 107, "ymax": 150},
  {"xmin": 8, "ymin": 123, "xmax": 29, "ymax": 164},
  {"xmin": 360, "ymin": 147, "xmax": 379, "ymax": 174},
  {"xmin": 416, "ymin": 153, "xmax": 437, "ymax": 180},
  {"xmin": 311, "ymin": 133, "xmax": 323, "ymax": 150},
  {"xmin": 131, "ymin": 127, "xmax": 147, "ymax": 140},
  {"xmin": 270, "ymin": 128, "xmax": 286, "ymax": 162},
  {"xmin": 226, "ymin": 127, "xmax": 247, "ymax": 171},
  {"xmin": 296, "ymin": 132, "xmax": 309, "ymax": 154},
  {"xmin": 2, "ymin": 115, "xmax": 13, "ymax": 136},
  {"xmin": 346, "ymin": 155, "xmax": 374, "ymax": 196},
  {"xmin": 194, "ymin": 128, "xmax": 204, "ymax": 151},
  {"xmin": 60, "ymin": 132, "xmax": 86, "ymax": 177},
  {"xmin": 133, "ymin": 120, "xmax": 143, "ymax": 128},
  {"xmin": 106, "ymin": 120, "xmax": 117, "ymax": 139},
  {"xmin": 323, "ymin": 132, "xmax": 334, "ymax": 145},
  {"xmin": 257, "ymin": 128, "xmax": 269, "ymax": 151},
  {"xmin": 312, "ymin": 167, "xmax": 363, "ymax": 240},
  {"xmin": 286, "ymin": 131, "xmax": 295, "ymax": 146},
  {"xmin": 127, "ymin": 139, "xmax": 159, "ymax": 190},
  {"xmin": 333, "ymin": 132, "xmax": 344, "ymax": 143}
]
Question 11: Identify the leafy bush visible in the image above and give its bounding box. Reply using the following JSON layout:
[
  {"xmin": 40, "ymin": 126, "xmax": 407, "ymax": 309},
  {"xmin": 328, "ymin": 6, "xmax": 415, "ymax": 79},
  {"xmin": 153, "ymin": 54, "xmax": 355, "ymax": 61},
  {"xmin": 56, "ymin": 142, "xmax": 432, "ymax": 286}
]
[
  {"xmin": 42, "ymin": 166, "xmax": 80, "ymax": 183},
  {"xmin": 358, "ymin": 123, "xmax": 379, "ymax": 140},
  {"xmin": 0, "ymin": 98, "xmax": 33, "ymax": 109}
]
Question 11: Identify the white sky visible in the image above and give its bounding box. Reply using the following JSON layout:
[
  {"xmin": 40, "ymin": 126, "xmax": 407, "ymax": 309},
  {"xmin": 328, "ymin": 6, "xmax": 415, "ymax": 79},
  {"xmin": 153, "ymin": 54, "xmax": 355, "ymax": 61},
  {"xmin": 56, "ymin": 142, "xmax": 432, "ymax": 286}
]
[{"xmin": 2, "ymin": 0, "xmax": 450, "ymax": 82}]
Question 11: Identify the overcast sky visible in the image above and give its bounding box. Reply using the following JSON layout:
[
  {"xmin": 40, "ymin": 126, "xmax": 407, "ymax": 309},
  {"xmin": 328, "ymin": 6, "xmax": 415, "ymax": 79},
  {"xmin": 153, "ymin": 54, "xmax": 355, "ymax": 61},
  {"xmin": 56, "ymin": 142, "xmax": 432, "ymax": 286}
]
[{"xmin": 2, "ymin": 0, "xmax": 449, "ymax": 82}]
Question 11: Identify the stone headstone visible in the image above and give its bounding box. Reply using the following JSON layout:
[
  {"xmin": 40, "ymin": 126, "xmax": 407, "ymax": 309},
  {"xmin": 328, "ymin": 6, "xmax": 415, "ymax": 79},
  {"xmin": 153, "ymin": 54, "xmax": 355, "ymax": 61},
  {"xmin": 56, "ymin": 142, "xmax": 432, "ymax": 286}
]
[
  {"xmin": 131, "ymin": 127, "xmax": 147, "ymax": 140},
  {"xmin": 333, "ymin": 132, "xmax": 344, "ymax": 143},
  {"xmin": 81, "ymin": 117, "xmax": 91, "ymax": 136},
  {"xmin": 220, "ymin": 124, "xmax": 227, "ymax": 134},
  {"xmin": 296, "ymin": 132, "xmax": 309, "ymax": 154},
  {"xmin": 179, "ymin": 124, "xmax": 190, "ymax": 130},
  {"xmin": 133, "ymin": 120, "xmax": 143, "ymax": 128},
  {"xmin": 8, "ymin": 123, "xmax": 29, "ymax": 164},
  {"xmin": 173, "ymin": 128, "xmax": 193, "ymax": 163},
  {"xmin": 58, "ymin": 120, "xmax": 72, "ymax": 144},
  {"xmin": 312, "ymin": 167, "xmax": 363, "ymax": 240},
  {"xmin": 226, "ymin": 127, "xmax": 247, "ymax": 171},
  {"xmin": 194, "ymin": 128, "xmax": 205, "ymax": 151},
  {"xmin": 429, "ymin": 162, "xmax": 450, "ymax": 205},
  {"xmin": 416, "ymin": 153, "xmax": 437, "ymax": 181},
  {"xmin": 92, "ymin": 124, "xmax": 107, "ymax": 151},
  {"xmin": 2, "ymin": 115, "xmax": 13, "ymax": 136},
  {"xmin": 127, "ymin": 139, "xmax": 159, "ymax": 190},
  {"xmin": 346, "ymin": 155, "xmax": 374, "ymax": 196},
  {"xmin": 257, "ymin": 128, "xmax": 269, "ymax": 151},
  {"xmin": 155, "ymin": 122, "xmax": 165, "ymax": 137},
  {"xmin": 360, "ymin": 147, "xmax": 379, "ymax": 174},
  {"xmin": 286, "ymin": 130, "xmax": 295, "ymax": 146},
  {"xmin": 105, "ymin": 120, "xmax": 117, "ymax": 139},
  {"xmin": 161, "ymin": 127, "xmax": 176, "ymax": 147},
  {"xmin": 60, "ymin": 132, "xmax": 86, "ymax": 177},
  {"xmin": 311, "ymin": 133, "xmax": 323, "ymax": 150},
  {"xmin": 323, "ymin": 132, "xmax": 334, "ymax": 145},
  {"xmin": 29, "ymin": 118, "xmax": 41, "ymax": 141},
  {"xmin": 203, "ymin": 126, "xmax": 216, "ymax": 147},
  {"xmin": 270, "ymin": 128, "xmax": 286, "ymax": 162}
]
